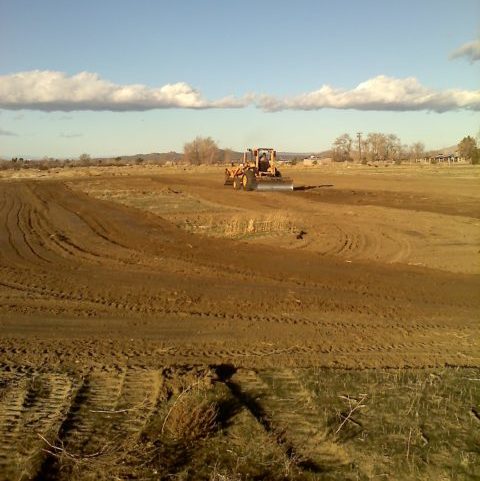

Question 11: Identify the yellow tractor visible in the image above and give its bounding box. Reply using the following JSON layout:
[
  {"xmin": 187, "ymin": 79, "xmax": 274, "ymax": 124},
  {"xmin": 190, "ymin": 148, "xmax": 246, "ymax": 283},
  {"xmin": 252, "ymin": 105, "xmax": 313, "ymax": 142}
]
[{"xmin": 224, "ymin": 147, "xmax": 293, "ymax": 191}]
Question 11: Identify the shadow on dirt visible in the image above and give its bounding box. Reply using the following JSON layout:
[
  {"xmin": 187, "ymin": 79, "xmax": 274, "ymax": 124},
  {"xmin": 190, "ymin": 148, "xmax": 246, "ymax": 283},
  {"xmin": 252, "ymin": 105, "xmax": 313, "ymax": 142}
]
[{"xmin": 294, "ymin": 184, "xmax": 334, "ymax": 191}]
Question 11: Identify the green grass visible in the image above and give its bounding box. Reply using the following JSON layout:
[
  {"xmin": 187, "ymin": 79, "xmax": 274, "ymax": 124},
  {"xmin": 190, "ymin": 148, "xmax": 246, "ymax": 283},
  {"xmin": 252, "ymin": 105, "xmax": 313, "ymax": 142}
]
[{"xmin": 299, "ymin": 368, "xmax": 480, "ymax": 480}]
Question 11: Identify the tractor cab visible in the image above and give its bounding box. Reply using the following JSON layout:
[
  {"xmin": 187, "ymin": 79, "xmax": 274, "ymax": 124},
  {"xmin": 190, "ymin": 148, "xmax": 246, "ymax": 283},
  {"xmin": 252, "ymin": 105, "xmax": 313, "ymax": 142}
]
[{"xmin": 245, "ymin": 148, "xmax": 277, "ymax": 174}]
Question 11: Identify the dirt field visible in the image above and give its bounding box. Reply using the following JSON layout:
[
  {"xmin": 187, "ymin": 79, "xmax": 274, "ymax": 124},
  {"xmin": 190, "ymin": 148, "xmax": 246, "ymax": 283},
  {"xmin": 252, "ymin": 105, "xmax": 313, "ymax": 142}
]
[{"xmin": 0, "ymin": 164, "xmax": 479, "ymax": 480}]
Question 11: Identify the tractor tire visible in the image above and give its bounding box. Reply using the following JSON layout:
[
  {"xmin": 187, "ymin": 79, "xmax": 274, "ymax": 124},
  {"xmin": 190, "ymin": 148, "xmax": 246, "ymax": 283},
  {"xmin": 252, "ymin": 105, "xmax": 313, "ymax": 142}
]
[
  {"xmin": 233, "ymin": 176, "xmax": 242, "ymax": 190},
  {"xmin": 242, "ymin": 170, "xmax": 257, "ymax": 191}
]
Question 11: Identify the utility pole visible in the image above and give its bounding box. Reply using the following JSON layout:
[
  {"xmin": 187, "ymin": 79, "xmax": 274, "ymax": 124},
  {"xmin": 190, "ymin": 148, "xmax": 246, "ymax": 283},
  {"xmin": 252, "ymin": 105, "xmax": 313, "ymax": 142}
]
[{"xmin": 357, "ymin": 132, "xmax": 362, "ymax": 162}]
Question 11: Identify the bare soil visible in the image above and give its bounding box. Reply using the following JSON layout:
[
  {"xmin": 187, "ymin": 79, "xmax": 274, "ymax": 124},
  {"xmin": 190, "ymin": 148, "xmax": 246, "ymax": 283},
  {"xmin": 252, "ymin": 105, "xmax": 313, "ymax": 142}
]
[{"xmin": 0, "ymin": 164, "xmax": 478, "ymax": 480}]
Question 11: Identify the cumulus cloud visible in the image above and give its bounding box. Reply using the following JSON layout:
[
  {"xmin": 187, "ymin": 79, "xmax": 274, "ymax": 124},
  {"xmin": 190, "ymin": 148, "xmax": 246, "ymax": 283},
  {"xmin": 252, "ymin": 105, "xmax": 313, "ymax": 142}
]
[
  {"xmin": 258, "ymin": 75, "xmax": 480, "ymax": 113},
  {"xmin": 0, "ymin": 128, "xmax": 17, "ymax": 136},
  {"xmin": 0, "ymin": 70, "xmax": 248, "ymax": 111},
  {"xmin": 449, "ymin": 39, "xmax": 480, "ymax": 63},
  {"xmin": 0, "ymin": 70, "xmax": 478, "ymax": 113}
]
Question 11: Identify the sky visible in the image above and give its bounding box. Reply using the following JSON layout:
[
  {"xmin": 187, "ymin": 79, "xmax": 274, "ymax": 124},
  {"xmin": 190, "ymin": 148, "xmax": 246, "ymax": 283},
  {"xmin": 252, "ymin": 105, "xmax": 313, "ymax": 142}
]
[{"xmin": 0, "ymin": 0, "xmax": 479, "ymax": 158}]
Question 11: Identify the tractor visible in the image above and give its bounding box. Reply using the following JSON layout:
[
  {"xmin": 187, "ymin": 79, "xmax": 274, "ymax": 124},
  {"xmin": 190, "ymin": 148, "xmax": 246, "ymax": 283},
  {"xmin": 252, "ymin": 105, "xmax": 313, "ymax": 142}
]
[{"xmin": 224, "ymin": 148, "xmax": 293, "ymax": 191}]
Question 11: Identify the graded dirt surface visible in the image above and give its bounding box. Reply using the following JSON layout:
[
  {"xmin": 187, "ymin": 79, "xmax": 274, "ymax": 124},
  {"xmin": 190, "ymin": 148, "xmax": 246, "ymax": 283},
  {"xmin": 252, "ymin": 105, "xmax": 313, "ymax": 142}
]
[
  {"xmin": 1, "ymin": 164, "xmax": 479, "ymax": 369},
  {"xmin": 0, "ymin": 164, "xmax": 479, "ymax": 480}
]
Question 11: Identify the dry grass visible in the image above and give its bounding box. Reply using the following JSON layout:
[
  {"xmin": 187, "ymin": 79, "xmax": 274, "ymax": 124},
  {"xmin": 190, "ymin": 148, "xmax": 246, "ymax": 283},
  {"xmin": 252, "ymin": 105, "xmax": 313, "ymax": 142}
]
[
  {"xmin": 185, "ymin": 212, "xmax": 296, "ymax": 238},
  {"xmin": 11, "ymin": 367, "xmax": 478, "ymax": 480},
  {"xmin": 300, "ymin": 367, "xmax": 480, "ymax": 480},
  {"xmin": 163, "ymin": 395, "xmax": 218, "ymax": 442}
]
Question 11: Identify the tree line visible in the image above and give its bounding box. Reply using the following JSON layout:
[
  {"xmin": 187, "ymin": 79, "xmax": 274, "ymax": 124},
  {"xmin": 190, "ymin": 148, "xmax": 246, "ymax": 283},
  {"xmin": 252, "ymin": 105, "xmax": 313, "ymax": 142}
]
[
  {"xmin": 3, "ymin": 134, "xmax": 479, "ymax": 170},
  {"xmin": 186, "ymin": 134, "xmax": 480, "ymax": 165},
  {"xmin": 332, "ymin": 132, "xmax": 479, "ymax": 164}
]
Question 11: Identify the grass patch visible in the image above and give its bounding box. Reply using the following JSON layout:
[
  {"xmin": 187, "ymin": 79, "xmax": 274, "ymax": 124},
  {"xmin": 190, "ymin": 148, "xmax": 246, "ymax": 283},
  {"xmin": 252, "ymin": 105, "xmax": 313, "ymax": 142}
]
[
  {"xmin": 298, "ymin": 367, "xmax": 480, "ymax": 480},
  {"xmin": 184, "ymin": 212, "xmax": 296, "ymax": 239},
  {"xmin": 33, "ymin": 367, "xmax": 480, "ymax": 480}
]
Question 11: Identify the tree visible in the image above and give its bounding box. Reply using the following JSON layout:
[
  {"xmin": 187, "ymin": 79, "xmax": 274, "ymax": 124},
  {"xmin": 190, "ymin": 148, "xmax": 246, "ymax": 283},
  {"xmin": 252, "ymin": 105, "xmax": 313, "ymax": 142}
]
[
  {"xmin": 79, "ymin": 153, "xmax": 91, "ymax": 165},
  {"xmin": 365, "ymin": 133, "xmax": 387, "ymax": 161},
  {"xmin": 410, "ymin": 142, "xmax": 425, "ymax": 161},
  {"xmin": 362, "ymin": 133, "xmax": 402, "ymax": 162},
  {"xmin": 458, "ymin": 136, "xmax": 477, "ymax": 161},
  {"xmin": 332, "ymin": 133, "xmax": 353, "ymax": 162},
  {"xmin": 385, "ymin": 134, "xmax": 401, "ymax": 161},
  {"xmin": 183, "ymin": 136, "xmax": 220, "ymax": 165}
]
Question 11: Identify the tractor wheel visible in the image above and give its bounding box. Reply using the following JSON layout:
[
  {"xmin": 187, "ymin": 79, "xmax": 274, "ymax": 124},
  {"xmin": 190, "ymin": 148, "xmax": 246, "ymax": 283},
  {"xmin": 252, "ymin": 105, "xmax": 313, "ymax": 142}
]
[
  {"xmin": 233, "ymin": 176, "xmax": 242, "ymax": 190},
  {"xmin": 242, "ymin": 170, "xmax": 257, "ymax": 191}
]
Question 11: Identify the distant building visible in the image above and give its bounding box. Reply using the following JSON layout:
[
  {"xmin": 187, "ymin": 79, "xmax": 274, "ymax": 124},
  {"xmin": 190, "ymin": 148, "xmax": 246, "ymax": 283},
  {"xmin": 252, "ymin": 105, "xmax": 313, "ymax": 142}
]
[
  {"xmin": 432, "ymin": 153, "xmax": 460, "ymax": 162},
  {"xmin": 303, "ymin": 156, "xmax": 332, "ymax": 166}
]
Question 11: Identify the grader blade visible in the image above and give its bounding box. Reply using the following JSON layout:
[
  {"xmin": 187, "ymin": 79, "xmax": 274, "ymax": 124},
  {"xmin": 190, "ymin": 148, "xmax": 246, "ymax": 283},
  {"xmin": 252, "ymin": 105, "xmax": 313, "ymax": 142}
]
[{"xmin": 256, "ymin": 178, "xmax": 294, "ymax": 191}]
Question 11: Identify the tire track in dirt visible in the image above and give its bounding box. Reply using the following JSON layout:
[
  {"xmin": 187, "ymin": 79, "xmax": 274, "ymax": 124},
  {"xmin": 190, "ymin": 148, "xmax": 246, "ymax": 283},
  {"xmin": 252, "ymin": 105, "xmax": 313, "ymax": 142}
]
[
  {"xmin": 0, "ymin": 183, "xmax": 128, "ymax": 271},
  {"xmin": 110, "ymin": 368, "xmax": 161, "ymax": 436},
  {"xmin": 16, "ymin": 196, "xmax": 52, "ymax": 266},
  {"xmin": 36, "ymin": 368, "xmax": 161, "ymax": 481},
  {"xmin": 0, "ymin": 373, "xmax": 73, "ymax": 481},
  {"xmin": 0, "ymin": 179, "xmax": 478, "ymax": 369},
  {"xmin": 25, "ymin": 183, "xmax": 131, "ymax": 267},
  {"xmin": 3, "ymin": 188, "xmax": 25, "ymax": 263},
  {"xmin": 0, "ymin": 376, "xmax": 29, "ymax": 471},
  {"xmin": 24, "ymin": 206, "xmax": 54, "ymax": 264},
  {"xmin": 228, "ymin": 368, "xmax": 350, "ymax": 472},
  {"xmin": 48, "ymin": 370, "xmax": 125, "ymax": 454}
]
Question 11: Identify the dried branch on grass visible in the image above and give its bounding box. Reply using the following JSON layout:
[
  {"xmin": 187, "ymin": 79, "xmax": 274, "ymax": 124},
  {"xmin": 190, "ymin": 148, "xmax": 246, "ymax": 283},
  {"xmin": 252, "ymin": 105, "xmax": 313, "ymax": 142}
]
[
  {"xmin": 209, "ymin": 471, "xmax": 242, "ymax": 481},
  {"xmin": 37, "ymin": 433, "xmax": 112, "ymax": 462},
  {"xmin": 335, "ymin": 393, "xmax": 367, "ymax": 434},
  {"xmin": 406, "ymin": 427, "xmax": 413, "ymax": 460},
  {"xmin": 161, "ymin": 379, "xmax": 203, "ymax": 435}
]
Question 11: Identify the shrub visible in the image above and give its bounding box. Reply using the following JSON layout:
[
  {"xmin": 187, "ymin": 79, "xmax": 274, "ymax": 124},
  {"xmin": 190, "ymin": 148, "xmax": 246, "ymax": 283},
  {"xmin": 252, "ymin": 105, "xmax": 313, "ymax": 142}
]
[{"xmin": 163, "ymin": 394, "xmax": 218, "ymax": 443}]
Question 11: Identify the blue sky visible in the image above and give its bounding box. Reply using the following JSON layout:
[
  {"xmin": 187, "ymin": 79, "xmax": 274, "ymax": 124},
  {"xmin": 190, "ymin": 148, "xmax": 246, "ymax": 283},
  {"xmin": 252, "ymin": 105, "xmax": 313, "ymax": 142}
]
[{"xmin": 0, "ymin": 0, "xmax": 479, "ymax": 158}]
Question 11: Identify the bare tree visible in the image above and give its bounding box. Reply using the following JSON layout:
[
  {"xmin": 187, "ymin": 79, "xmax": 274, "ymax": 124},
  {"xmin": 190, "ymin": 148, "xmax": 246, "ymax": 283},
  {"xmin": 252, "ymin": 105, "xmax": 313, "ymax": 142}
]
[
  {"xmin": 363, "ymin": 133, "xmax": 401, "ymax": 162},
  {"xmin": 410, "ymin": 142, "xmax": 425, "ymax": 162},
  {"xmin": 332, "ymin": 133, "xmax": 353, "ymax": 162},
  {"xmin": 78, "ymin": 153, "xmax": 91, "ymax": 166},
  {"xmin": 183, "ymin": 137, "xmax": 220, "ymax": 165},
  {"xmin": 385, "ymin": 134, "xmax": 401, "ymax": 161}
]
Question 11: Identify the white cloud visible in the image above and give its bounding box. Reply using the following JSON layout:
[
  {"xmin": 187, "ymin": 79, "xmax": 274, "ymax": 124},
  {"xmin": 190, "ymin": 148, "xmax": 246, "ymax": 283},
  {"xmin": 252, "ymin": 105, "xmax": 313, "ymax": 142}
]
[
  {"xmin": 258, "ymin": 75, "xmax": 480, "ymax": 113},
  {"xmin": 449, "ymin": 39, "xmax": 480, "ymax": 63},
  {"xmin": 0, "ymin": 70, "xmax": 478, "ymax": 113},
  {"xmin": 0, "ymin": 70, "xmax": 247, "ymax": 111}
]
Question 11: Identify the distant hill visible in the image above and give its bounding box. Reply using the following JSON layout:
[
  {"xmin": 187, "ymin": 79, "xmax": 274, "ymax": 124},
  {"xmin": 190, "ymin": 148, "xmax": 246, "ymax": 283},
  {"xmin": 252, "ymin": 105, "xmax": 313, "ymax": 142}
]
[
  {"xmin": 427, "ymin": 145, "xmax": 458, "ymax": 156},
  {"xmin": 278, "ymin": 150, "xmax": 332, "ymax": 160},
  {"xmin": 94, "ymin": 152, "xmax": 183, "ymax": 164}
]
